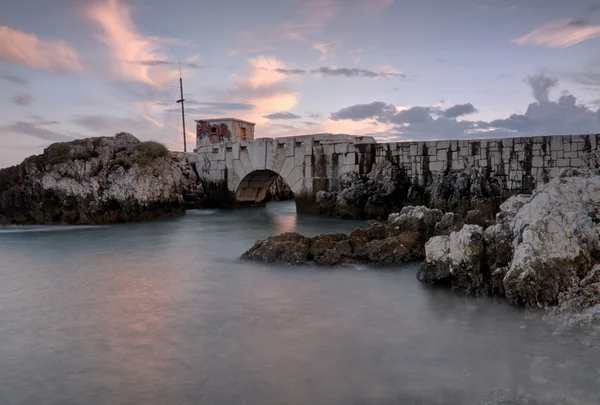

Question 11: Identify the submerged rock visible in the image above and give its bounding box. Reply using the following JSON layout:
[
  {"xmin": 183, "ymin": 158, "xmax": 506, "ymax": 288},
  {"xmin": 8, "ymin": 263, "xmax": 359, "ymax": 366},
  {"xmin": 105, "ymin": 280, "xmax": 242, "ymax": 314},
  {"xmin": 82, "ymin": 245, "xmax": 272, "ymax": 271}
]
[
  {"xmin": 240, "ymin": 206, "xmax": 439, "ymax": 266},
  {"xmin": 0, "ymin": 133, "xmax": 205, "ymax": 225},
  {"xmin": 242, "ymin": 232, "xmax": 313, "ymax": 265}
]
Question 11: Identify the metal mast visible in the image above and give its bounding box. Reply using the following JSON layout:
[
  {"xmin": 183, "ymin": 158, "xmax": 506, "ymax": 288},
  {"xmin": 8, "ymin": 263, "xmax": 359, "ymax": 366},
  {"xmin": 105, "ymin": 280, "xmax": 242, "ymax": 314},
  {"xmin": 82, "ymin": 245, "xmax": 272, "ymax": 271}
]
[{"xmin": 176, "ymin": 62, "xmax": 187, "ymax": 152}]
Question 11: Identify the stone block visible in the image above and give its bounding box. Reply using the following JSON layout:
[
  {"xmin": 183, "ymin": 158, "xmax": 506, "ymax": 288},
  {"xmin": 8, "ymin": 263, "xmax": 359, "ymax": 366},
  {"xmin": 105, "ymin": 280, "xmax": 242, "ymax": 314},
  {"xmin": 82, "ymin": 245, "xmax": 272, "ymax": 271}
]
[
  {"xmin": 557, "ymin": 150, "xmax": 564, "ymax": 159},
  {"xmin": 564, "ymin": 151, "xmax": 578, "ymax": 158},
  {"xmin": 303, "ymin": 155, "xmax": 313, "ymax": 178},
  {"xmin": 459, "ymin": 147, "xmax": 468, "ymax": 157},
  {"xmin": 514, "ymin": 143, "xmax": 524, "ymax": 152},
  {"xmin": 437, "ymin": 141, "xmax": 450, "ymax": 149},
  {"xmin": 532, "ymin": 156, "xmax": 543, "ymax": 168},
  {"xmin": 557, "ymin": 158, "xmax": 569, "ymax": 167},
  {"xmin": 551, "ymin": 137, "xmax": 563, "ymax": 151},
  {"xmin": 428, "ymin": 147, "xmax": 437, "ymax": 156},
  {"xmin": 572, "ymin": 135, "xmax": 585, "ymax": 142},
  {"xmin": 410, "ymin": 143, "xmax": 418, "ymax": 156},
  {"xmin": 479, "ymin": 159, "xmax": 488, "ymax": 167},
  {"xmin": 452, "ymin": 151, "xmax": 458, "ymax": 161},
  {"xmin": 233, "ymin": 159, "xmax": 247, "ymax": 181},
  {"xmin": 279, "ymin": 156, "xmax": 295, "ymax": 180},
  {"xmin": 248, "ymin": 140, "xmax": 266, "ymax": 171},
  {"xmin": 285, "ymin": 166, "xmax": 303, "ymax": 190},
  {"xmin": 551, "ymin": 151, "xmax": 557, "ymax": 160},
  {"xmin": 294, "ymin": 148, "xmax": 305, "ymax": 166},
  {"xmin": 481, "ymin": 139, "xmax": 488, "ymax": 148},
  {"xmin": 335, "ymin": 143, "xmax": 349, "ymax": 154},
  {"xmin": 571, "ymin": 158, "xmax": 583, "ymax": 167},
  {"xmin": 284, "ymin": 139, "xmax": 295, "ymax": 157},
  {"xmin": 343, "ymin": 152, "xmax": 356, "ymax": 165},
  {"xmin": 303, "ymin": 137, "xmax": 314, "ymax": 156},
  {"xmin": 232, "ymin": 143, "xmax": 240, "ymax": 160},
  {"xmin": 549, "ymin": 167, "xmax": 561, "ymax": 178},
  {"xmin": 225, "ymin": 150, "xmax": 233, "ymax": 168},
  {"xmin": 240, "ymin": 151, "xmax": 253, "ymax": 174},
  {"xmin": 269, "ymin": 145, "xmax": 287, "ymax": 173},
  {"xmin": 452, "ymin": 159, "xmax": 465, "ymax": 170},
  {"xmin": 503, "ymin": 138, "xmax": 513, "ymax": 147},
  {"xmin": 437, "ymin": 149, "xmax": 447, "ymax": 160}
]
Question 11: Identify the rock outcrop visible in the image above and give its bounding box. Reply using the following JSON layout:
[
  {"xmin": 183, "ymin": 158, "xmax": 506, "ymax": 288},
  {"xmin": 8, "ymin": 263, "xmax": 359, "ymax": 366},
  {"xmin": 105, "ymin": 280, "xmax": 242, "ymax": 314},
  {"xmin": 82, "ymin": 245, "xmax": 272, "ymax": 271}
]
[
  {"xmin": 241, "ymin": 205, "xmax": 442, "ymax": 266},
  {"xmin": 0, "ymin": 133, "xmax": 205, "ymax": 225},
  {"xmin": 418, "ymin": 170, "xmax": 600, "ymax": 314},
  {"xmin": 418, "ymin": 225, "xmax": 487, "ymax": 295},
  {"xmin": 315, "ymin": 161, "xmax": 506, "ymax": 221}
]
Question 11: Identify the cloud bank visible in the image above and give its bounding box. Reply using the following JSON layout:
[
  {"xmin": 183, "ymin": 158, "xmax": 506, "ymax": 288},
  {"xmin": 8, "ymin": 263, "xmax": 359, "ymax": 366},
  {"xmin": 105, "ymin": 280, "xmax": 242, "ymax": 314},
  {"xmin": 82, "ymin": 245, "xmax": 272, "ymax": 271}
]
[{"xmin": 328, "ymin": 74, "xmax": 600, "ymax": 140}]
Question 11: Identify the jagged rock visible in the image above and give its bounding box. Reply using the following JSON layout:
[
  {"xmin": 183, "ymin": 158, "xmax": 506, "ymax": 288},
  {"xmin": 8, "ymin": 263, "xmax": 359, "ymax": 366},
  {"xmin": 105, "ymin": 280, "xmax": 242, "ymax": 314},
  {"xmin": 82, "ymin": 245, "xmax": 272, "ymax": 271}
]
[
  {"xmin": 388, "ymin": 205, "xmax": 443, "ymax": 242},
  {"xmin": 434, "ymin": 212, "xmax": 456, "ymax": 235},
  {"xmin": 241, "ymin": 232, "xmax": 312, "ymax": 265},
  {"xmin": 422, "ymin": 171, "xmax": 600, "ymax": 317},
  {"xmin": 0, "ymin": 133, "xmax": 205, "ymax": 224},
  {"xmin": 417, "ymin": 225, "xmax": 487, "ymax": 295},
  {"xmin": 316, "ymin": 160, "xmax": 508, "ymax": 220},
  {"xmin": 500, "ymin": 173, "xmax": 600, "ymax": 307}
]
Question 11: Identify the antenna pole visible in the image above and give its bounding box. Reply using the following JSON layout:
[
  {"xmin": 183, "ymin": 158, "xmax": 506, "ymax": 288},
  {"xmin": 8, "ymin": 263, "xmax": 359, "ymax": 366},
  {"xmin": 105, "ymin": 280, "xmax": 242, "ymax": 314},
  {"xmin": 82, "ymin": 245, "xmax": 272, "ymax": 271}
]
[{"xmin": 177, "ymin": 61, "xmax": 187, "ymax": 152}]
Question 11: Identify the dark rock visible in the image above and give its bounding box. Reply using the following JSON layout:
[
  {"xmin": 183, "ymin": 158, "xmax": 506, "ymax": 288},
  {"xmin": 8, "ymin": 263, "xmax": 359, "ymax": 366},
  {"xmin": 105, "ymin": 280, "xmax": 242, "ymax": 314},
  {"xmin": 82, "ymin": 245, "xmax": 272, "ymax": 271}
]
[
  {"xmin": 241, "ymin": 219, "xmax": 425, "ymax": 267},
  {"xmin": 241, "ymin": 232, "xmax": 312, "ymax": 265},
  {"xmin": 464, "ymin": 209, "xmax": 486, "ymax": 227},
  {"xmin": 434, "ymin": 212, "xmax": 456, "ymax": 235}
]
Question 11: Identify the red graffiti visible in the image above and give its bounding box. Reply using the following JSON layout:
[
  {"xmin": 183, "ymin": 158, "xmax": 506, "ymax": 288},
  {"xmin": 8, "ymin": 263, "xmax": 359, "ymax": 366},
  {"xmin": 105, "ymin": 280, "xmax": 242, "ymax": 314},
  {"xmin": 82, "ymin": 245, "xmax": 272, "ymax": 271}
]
[{"xmin": 197, "ymin": 121, "xmax": 231, "ymax": 144}]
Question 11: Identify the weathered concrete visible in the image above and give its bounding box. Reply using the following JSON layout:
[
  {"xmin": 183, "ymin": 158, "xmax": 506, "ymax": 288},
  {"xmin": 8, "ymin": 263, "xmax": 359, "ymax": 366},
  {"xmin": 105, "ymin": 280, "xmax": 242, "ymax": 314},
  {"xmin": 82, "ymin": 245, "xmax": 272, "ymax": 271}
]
[{"xmin": 188, "ymin": 133, "xmax": 600, "ymax": 213}]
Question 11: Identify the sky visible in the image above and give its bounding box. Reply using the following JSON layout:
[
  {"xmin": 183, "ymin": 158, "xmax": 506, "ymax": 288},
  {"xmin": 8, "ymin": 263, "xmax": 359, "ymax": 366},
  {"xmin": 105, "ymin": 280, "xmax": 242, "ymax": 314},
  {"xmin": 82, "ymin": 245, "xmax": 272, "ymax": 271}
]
[{"xmin": 1, "ymin": 0, "xmax": 600, "ymax": 168}]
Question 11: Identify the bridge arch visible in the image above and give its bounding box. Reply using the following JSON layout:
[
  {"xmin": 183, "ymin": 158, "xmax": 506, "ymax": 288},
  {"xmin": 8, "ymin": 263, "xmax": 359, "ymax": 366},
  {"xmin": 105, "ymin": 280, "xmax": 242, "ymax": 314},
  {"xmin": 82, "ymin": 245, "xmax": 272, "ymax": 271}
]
[{"xmin": 235, "ymin": 169, "xmax": 296, "ymax": 204}]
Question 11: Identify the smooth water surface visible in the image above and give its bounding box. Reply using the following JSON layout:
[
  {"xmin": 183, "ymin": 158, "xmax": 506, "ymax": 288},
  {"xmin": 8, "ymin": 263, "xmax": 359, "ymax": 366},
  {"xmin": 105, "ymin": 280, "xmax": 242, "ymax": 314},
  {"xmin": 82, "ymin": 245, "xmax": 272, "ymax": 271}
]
[{"xmin": 0, "ymin": 201, "xmax": 599, "ymax": 405}]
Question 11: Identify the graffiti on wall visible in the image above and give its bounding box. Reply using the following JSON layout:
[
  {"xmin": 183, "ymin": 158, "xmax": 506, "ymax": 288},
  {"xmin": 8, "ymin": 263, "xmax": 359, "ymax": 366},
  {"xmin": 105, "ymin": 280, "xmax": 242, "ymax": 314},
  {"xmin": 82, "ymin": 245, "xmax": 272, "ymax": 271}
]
[
  {"xmin": 197, "ymin": 121, "xmax": 232, "ymax": 144},
  {"xmin": 201, "ymin": 154, "xmax": 211, "ymax": 174}
]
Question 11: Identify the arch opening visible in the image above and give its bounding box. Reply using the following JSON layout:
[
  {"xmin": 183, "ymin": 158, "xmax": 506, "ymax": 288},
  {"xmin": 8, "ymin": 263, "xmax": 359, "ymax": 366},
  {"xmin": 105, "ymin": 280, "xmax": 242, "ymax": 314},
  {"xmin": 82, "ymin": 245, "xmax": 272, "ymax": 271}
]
[{"xmin": 235, "ymin": 170, "xmax": 294, "ymax": 205}]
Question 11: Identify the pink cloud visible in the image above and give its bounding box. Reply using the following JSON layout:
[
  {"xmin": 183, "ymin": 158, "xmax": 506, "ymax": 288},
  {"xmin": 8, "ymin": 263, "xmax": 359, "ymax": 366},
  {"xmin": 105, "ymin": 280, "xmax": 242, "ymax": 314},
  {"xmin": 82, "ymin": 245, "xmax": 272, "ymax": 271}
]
[
  {"xmin": 84, "ymin": 0, "xmax": 178, "ymax": 88},
  {"xmin": 513, "ymin": 19, "xmax": 600, "ymax": 48},
  {"xmin": 228, "ymin": 56, "xmax": 299, "ymax": 128},
  {"xmin": 0, "ymin": 26, "xmax": 83, "ymax": 73}
]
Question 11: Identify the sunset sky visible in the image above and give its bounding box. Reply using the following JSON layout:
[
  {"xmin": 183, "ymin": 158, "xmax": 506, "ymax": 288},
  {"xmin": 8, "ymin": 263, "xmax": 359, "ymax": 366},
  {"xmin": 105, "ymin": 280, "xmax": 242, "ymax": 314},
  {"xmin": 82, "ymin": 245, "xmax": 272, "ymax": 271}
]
[{"xmin": 1, "ymin": 0, "xmax": 600, "ymax": 167}]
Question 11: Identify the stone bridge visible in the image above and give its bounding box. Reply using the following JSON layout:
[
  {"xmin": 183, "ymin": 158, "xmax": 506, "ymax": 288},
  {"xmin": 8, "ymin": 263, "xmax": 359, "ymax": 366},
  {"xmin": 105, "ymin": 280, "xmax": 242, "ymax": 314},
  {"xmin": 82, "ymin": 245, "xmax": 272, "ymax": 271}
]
[{"xmin": 187, "ymin": 133, "xmax": 600, "ymax": 213}]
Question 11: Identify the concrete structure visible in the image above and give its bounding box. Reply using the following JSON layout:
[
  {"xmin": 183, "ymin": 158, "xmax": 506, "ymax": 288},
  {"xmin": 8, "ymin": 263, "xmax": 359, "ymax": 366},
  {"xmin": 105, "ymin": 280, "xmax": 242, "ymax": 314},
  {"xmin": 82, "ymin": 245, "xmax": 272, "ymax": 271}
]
[
  {"xmin": 195, "ymin": 118, "xmax": 255, "ymax": 148},
  {"xmin": 188, "ymin": 132, "xmax": 600, "ymax": 212}
]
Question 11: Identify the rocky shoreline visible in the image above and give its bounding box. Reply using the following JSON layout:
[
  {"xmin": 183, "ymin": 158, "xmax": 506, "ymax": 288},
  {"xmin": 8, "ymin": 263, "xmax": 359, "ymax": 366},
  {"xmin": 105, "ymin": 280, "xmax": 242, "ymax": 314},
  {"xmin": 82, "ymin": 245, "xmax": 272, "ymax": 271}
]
[
  {"xmin": 0, "ymin": 133, "xmax": 206, "ymax": 225},
  {"xmin": 242, "ymin": 170, "xmax": 600, "ymax": 324}
]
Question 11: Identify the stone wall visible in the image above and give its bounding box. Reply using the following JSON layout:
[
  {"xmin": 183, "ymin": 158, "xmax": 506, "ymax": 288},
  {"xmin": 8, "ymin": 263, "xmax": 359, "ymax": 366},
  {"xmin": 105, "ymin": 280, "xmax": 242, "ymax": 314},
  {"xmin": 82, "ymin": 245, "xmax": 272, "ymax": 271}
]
[
  {"xmin": 189, "ymin": 133, "xmax": 600, "ymax": 214},
  {"xmin": 375, "ymin": 134, "xmax": 597, "ymax": 193}
]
